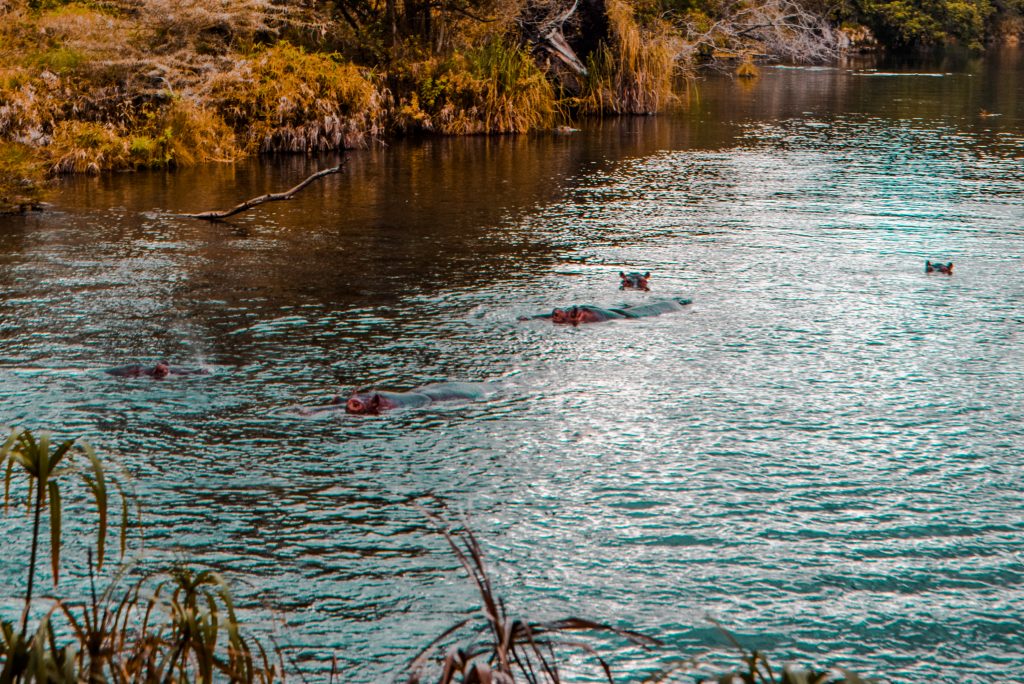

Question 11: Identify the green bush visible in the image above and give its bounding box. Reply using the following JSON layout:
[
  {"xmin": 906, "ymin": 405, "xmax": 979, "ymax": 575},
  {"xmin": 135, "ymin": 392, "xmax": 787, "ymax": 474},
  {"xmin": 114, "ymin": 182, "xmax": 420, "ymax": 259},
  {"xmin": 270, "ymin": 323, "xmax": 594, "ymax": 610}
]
[{"xmin": 855, "ymin": 0, "xmax": 994, "ymax": 49}]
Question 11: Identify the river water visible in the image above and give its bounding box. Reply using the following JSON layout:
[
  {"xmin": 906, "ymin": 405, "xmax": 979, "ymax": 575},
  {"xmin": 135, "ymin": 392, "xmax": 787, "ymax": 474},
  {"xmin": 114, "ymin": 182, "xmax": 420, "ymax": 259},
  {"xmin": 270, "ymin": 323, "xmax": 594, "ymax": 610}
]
[{"xmin": 1, "ymin": 50, "xmax": 1023, "ymax": 682}]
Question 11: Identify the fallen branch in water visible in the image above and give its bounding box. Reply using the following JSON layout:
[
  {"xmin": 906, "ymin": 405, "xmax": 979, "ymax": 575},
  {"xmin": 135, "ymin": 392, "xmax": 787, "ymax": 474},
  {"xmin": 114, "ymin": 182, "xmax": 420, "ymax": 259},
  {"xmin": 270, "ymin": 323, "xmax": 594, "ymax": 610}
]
[{"xmin": 181, "ymin": 159, "xmax": 347, "ymax": 220}]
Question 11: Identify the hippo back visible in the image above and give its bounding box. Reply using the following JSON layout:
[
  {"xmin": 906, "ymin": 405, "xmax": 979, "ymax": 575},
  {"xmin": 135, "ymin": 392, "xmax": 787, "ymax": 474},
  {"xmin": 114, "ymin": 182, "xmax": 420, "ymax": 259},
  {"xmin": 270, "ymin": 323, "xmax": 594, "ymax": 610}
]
[
  {"xmin": 576, "ymin": 306, "xmax": 629, "ymax": 323},
  {"xmin": 105, "ymin": 364, "xmax": 147, "ymax": 377},
  {"xmin": 415, "ymin": 382, "xmax": 490, "ymax": 401},
  {"xmin": 619, "ymin": 298, "xmax": 692, "ymax": 318}
]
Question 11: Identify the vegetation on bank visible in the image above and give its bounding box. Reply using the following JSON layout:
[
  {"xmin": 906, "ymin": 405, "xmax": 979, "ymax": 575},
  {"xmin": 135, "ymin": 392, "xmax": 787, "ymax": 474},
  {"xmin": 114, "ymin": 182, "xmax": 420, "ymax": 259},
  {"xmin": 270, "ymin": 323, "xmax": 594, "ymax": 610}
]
[
  {"xmin": 0, "ymin": 426, "xmax": 878, "ymax": 682},
  {"xmin": 0, "ymin": 0, "xmax": 1020, "ymax": 210}
]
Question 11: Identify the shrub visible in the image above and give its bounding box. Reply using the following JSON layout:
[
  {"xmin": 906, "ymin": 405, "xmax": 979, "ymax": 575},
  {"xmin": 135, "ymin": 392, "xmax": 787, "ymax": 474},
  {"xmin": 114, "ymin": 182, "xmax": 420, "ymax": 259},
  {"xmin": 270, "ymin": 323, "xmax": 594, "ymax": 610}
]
[
  {"xmin": 209, "ymin": 42, "xmax": 385, "ymax": 152},
  {"xmin": 855, "ymin": 0, "xmax": 995, "ymax": 49},
  {"xmin": 48, "ymin": 120, "xmax": 131, "ymax": 173}
]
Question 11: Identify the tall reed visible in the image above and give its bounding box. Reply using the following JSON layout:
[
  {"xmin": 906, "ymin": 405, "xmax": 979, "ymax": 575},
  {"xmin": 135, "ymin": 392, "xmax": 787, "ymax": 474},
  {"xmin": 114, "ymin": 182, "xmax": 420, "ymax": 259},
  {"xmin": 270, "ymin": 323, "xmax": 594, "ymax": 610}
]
[{"xmin": 577, "ymin": 0, "xmax": 678, "ymax": 115}]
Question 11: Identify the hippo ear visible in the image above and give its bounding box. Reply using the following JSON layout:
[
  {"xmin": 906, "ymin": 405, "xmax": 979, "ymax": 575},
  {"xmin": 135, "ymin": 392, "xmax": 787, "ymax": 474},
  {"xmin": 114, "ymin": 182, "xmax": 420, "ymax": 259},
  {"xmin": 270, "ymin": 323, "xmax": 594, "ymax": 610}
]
[
  {"xmin": 369, "ymin": 394, "xmax": 382, "ymax": 411},
  {"xmin": 619, "ymin": 271, "xmax": 626, "ymax": 278},
  {"xmin": 644, "ymin": 272, "xmax": 650, "ymax": 278}
]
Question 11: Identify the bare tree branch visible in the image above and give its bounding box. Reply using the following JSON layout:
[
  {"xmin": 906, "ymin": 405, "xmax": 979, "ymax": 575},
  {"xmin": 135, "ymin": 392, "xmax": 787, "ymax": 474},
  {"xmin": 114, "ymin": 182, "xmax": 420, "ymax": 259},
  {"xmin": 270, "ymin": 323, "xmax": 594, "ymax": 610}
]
[
  {"xmin": 181, "ymin": 159, "xmax": 347, "ymax": 221},
  {"xmin": 677, "ymin": 0, "xmax": 839, "ymax": 67}
]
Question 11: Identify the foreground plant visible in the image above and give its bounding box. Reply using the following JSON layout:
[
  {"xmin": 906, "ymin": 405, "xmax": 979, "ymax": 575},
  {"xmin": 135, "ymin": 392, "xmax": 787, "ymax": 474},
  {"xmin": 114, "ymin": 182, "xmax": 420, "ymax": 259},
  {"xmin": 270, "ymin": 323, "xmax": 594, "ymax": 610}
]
[
  {"xmin": 407, "ymin": 510, "xmax": 661, "ymax": 683},
  {"xmin": 0, "ymin": 427, "xmax": 280, "ymax": 683},
  {"xmin": 1, "ymin": 428, "xmax": 131, "ymax": 637},
  {"xmin": 646, "ymin": 619, "xmax": 876, "ymax": 684}
]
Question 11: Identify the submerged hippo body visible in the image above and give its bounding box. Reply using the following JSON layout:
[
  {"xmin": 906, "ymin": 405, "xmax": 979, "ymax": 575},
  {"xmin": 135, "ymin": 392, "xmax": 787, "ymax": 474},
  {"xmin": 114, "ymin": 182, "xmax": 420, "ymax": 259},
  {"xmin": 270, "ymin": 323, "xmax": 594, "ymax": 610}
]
[
  {"xmin": 926, "ymin": 260, "xmax": 954, "ymax": 275},
  {"xmin": 524, "ymin": 298, "xmax": 692, "ymax": 325},
  {"xmin": 302, "ymin": 382, "xmax": 491, "ymax": 416},
  {"xmin": 619, "ymin": 271, "xmax": 651, "ymax": 291},
  {"xmin": 616, "ymin": 298, "xmax": 691, "ymax": 318},
  {"xmin": 555, "ymin": 305, "xmax": 629, "ymax": 324},
  {"xmin": 105, "ymin": 362, "xmax": 209, "ymax": 379}
]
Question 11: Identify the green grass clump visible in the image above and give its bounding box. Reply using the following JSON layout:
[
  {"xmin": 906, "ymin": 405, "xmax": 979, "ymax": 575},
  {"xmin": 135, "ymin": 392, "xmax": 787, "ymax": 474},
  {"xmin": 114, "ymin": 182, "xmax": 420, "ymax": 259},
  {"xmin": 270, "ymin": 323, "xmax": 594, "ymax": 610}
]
[
  {"xmin": 47, "ymin": 100, "xmax": 238, "ymax": 173},
  {"xmin": 394, "ymin": 40, "xmax": 558, "ymax": 135},
  {"xmin": 32, "ymin": 46, "xmax": 86, "ymax": 73},
  {"xmin": 210, "ymin": 42, "xmax": 385, "ymax": 153},
  {"xmin": 0, "ymin": 141, "xmax": 46, "ymax": 212}
]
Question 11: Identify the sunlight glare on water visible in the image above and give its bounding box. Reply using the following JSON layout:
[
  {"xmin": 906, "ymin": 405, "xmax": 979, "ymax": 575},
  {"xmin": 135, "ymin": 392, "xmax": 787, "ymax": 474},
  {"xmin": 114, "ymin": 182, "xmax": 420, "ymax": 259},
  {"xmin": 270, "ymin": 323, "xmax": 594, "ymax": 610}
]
[{"xmin": 1, "ymin": 53, "xmax": 1023, "ymax": 682}]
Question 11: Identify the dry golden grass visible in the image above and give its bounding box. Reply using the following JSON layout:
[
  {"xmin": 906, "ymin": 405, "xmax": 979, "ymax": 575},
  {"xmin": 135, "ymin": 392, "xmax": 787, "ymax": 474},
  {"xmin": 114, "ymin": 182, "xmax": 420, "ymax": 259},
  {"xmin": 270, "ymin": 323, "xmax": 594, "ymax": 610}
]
[
  {"xmin": 144, "ymin": 98, "xmax": 239, "ymax": 166},
  {"xmin": 48, "ymin": 121, "xmax": 132, "ymax": 174},
  {"xmin": 736, "ymin": 58, "xmax": 760, "ymax": 78},
  {"xmin": 34, "ymin": 3, "xmax": 132, "ymax": 61},
  {"xmin": 139, "ymin": 0, "xmax": 285, "ymax": 54}
]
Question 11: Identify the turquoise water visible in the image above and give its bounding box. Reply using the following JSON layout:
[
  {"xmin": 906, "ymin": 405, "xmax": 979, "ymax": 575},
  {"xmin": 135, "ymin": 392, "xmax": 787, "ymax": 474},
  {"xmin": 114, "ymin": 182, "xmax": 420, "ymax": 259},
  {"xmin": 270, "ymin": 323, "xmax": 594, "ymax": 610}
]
[{"xmin": 1, "ymin": 52, "xmax": 1023, "ymax": 681}]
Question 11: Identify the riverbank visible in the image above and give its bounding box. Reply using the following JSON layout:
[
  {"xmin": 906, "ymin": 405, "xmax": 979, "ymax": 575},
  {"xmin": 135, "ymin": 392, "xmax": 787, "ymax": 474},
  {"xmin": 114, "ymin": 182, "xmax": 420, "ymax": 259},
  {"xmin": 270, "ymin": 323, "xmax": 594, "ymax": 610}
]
[{"xmin": 2, "ymin": 0, "xmax": 1022, "ymax": 213}]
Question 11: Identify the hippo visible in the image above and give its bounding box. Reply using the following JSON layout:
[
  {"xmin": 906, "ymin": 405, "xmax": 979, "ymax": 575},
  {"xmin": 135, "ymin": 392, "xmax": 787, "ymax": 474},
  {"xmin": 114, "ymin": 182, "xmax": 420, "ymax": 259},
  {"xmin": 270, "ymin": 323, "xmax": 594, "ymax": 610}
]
[
  {"xmin": 926, "ymin": 260, "xmax": 953, "ymax": 275},
  {"xmin": 522, "ymin": 298, "xmax": 692, "ymax": 325},
  {"xmin": 105, "ymin": 362, "xmax": 210, "ymax": 379},
  {"xmin": 620, "ymin": 271, "xmax": 651, "ymax": 291},
  {"xmin": 301, "ymin": 382, "xmax": 491, "ymax": 416}
]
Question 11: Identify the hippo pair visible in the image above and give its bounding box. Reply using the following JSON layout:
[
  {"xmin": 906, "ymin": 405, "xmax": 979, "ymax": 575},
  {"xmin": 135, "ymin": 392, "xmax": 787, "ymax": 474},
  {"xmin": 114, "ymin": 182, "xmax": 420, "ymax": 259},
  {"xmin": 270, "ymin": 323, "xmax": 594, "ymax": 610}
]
[
  {"xmin": 318, "ymin": 270, "xmax": 687, "ymax": 415},
  {"xmin": 926, "ymin": 260, "xmax": 953, "ymax": 275},
  {"xmin": 105, "ymin": 362, "xmax": 209, "ymax": 379}
]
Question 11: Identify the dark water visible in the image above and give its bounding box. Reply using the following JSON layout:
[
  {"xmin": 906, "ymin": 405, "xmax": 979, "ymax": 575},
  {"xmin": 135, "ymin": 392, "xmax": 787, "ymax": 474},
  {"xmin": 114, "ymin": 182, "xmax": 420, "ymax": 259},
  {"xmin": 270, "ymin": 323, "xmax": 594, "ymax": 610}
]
[{"xmin": 2, "ymin": 50, "xmax": 1023, "ymax": 682}]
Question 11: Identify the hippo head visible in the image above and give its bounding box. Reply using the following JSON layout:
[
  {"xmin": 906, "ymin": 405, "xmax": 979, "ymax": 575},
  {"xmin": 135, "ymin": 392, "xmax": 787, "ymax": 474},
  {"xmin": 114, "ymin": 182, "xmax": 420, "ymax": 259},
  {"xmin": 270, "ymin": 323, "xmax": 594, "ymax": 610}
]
[
  {"xmin": 152, "ymin": 362, "xmax": 170, "ymax": 379},
  {"xmin": 346, "ymin": 391, "xmax": 386, "ymax": 415},
  {"xmin": 570, "ymin": 307, "xmax": 601, "ymax": 324},
  {"xmin": 925, "ymin": 260, "xmax": 954, "ymax": 275},
  {"xmin": 550, "ymin": 307, "xmax": 577, "ymax": 325},
  {"xmin": 620, "ymin": 271, "xmax": 651, "ymax": 291}
]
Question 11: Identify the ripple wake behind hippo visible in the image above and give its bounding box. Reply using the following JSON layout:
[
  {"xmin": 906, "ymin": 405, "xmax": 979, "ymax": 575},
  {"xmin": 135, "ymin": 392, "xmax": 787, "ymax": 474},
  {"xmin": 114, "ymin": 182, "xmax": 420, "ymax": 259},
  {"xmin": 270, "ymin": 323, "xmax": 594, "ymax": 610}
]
[
  {"xmin": 105, "ymin": 362, "xmax": 210, "ymax": 379},
  {"xmin": 300, "ymin": 381, "xmax": 493, "ymax": 416},
  {"xmin": 521, "ymin": 298, "xmax": 692, "ymax": 325}
]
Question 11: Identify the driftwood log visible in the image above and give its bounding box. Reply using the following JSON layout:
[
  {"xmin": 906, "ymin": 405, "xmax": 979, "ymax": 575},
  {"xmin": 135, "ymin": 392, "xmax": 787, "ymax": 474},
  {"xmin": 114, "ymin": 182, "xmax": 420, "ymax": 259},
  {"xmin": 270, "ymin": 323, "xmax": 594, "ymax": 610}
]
[{"xmin": 182, "ymin": 160, "xmax": 347, "ymax": 221}]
